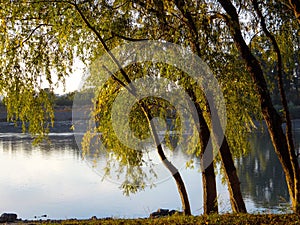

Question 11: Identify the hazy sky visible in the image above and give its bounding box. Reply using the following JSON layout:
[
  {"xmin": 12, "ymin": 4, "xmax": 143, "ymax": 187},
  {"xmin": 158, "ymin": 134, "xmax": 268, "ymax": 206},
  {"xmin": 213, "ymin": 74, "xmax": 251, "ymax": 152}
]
[{"xmin": 43, "ymin": 59, "xmax": 86, "ymax": 95}]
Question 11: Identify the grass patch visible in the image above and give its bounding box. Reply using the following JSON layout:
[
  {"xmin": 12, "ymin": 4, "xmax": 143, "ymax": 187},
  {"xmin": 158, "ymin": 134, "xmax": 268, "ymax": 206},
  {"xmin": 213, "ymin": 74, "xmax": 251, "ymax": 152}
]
[{"xmin": 19, "ymin": 214, "xmax": 300, "ymax": 225}]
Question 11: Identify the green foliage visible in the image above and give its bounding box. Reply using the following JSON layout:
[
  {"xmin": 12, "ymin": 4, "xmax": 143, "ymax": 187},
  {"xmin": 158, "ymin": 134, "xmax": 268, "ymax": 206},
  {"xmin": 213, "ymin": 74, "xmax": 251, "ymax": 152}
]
[
  {"xmin": 80, "ymin": 76, "xmax": 152, "ymax": 194},
  {"xmin": 0, "ymin": 1, "xmax": 77, "ymax": 137},
  {"xmin": 250, "ymin": 12, "xmax": 300, "ymax": 109},
  {"xmin": 1, "ymin": 0, "xmax": 298, "ymax": 199},
  {"xmin": 81, "ymin": 62, "xmax": 195, "ymax": 194},
  {"xmin": 3, "ymin": 87, "xmax": 54, "ymax": 142},
  {"xmin": 218, "ymin": 47, "xmax": 262, "ymax": 157}
]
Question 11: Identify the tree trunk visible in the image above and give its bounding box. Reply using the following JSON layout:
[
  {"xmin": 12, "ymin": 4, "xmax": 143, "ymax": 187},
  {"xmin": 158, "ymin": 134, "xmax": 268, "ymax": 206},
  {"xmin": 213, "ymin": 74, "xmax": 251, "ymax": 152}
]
[
  {"xmin": 253, "ymin": 0, "xmax": 300, "ymax": 213},
  {"xmin": 202, "ymin": 161, "xmax": 218, "ymax": 214},
  {"xmin": 217, "ymin": 0, "xmax": 300, "ymax": 213},
  {"xmin": 199, "ymin": 104, "xmax": 246, "ymax": 213},
  {"xmin": 219, "ymin": 137, "xmax": 247, "ymax": 213},
  {"xmin": 173, "ymin": 0, "xmax": 246, "ymax": 213},
  {"xmin": 186, "ymin": 87, "xmax": 246, "ymax": 213},
  {"xmin": 206, "ymin": 90, "xmax": 247, "ymax": 213},
  {"xmin": 186, "ymin": 87, "xmax": 218, "ymax": 214},
  {"xmin": 161, "ymin": 158, "xmax": 192, "ymax": 215},
  {"xmin": 147, "ymin": 108, "xmax": 192, "ymax": 215},
  {"xmin": 196, "ymin": 101, "xmax": 219, "ymax": 214},
  {"xmin": 200, "ymin": 131, "xmax": 218, "ymax": 214}
]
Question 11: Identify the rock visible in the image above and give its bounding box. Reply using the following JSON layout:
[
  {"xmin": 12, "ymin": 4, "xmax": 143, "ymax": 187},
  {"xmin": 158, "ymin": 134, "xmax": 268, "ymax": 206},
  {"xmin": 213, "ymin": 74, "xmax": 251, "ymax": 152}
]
[
  {"xmin": 90, "ymin": 216, "xmax": 97, "ymax": 220},
  {"xmin": 149, "ymin": 208, "xmax": 182, "ymax": 218},
  {"xmin": 34, "ymin": 214, "xmax": 47, "ymax": 219},
  {"xmin": 0, "ymin": 213, "xmax": 17, "ymax": 223},
  {"xmin": 168, "ymin": 210, "xmax": 177, "ymax": 215}
]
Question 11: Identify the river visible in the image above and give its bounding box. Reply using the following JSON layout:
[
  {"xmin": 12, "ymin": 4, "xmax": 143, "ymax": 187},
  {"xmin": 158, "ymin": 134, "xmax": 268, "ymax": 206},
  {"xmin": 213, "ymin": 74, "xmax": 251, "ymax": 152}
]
[{"xmin": 0, "ymin": 121, "xmax": 299, "ymax": 220}]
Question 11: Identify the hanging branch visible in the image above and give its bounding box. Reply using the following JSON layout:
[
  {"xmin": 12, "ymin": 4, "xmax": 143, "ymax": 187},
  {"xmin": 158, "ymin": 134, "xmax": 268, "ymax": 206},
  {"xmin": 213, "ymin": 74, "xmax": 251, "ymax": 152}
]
[{"xmin": 72, "ymin": 1, "xmax": 192, "ymax": 215}]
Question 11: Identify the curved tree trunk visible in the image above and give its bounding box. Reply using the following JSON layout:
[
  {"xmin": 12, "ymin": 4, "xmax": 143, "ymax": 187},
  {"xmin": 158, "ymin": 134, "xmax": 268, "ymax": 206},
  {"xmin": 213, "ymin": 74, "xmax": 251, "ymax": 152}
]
[
  {"xmin": 205, "ymin": 93, "xmax": 247, "ymax": 213},
  {"xmin": 219, "ymin": 137, "xmax": 247, "ymax": 213},
  {"xmin": 148, "ymin": 116, "xmax": 191, "ymax": 215},
  {"xmin": 218, "ymin": 0, "xmax": 300, "ymax": 213},
  {"xmin": 73, "ymin": 3, "xmax": 192, "ymax": 215},
  {"xmin": 174, "ymin": 0, "xmax": 220, "ymax": 213}
]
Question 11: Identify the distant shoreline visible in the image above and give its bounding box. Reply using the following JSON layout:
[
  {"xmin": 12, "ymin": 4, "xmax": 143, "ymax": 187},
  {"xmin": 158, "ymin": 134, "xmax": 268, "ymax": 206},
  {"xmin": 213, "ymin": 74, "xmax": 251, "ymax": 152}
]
[
  {"xmin": 0, "ymin": 106, "xmax": 73, "ymax": 134},
  {"xmin": 1, "ymin": 103, "xmax": 300, "ymax": 135},
  {"xmin": 0, "ymin": 106, "xmax": 72, "ymax": 122},
  {"xmin": 0, "ymin": 121, "xmax": 73, "ymax": 134}
]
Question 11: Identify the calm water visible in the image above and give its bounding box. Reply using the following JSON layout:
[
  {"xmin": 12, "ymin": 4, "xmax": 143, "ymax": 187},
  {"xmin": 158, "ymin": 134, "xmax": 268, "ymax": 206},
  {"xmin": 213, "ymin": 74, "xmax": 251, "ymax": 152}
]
[{"xmin": 0, "ymin": 126, "xmax": 299, "ymax": 220}]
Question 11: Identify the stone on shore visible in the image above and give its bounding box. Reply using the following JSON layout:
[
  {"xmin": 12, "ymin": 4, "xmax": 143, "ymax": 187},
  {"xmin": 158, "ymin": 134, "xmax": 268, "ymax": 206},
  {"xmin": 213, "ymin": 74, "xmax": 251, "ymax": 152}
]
[
  {"xmin": 0, "ymin": 213, "xmax": 18, "ymax": 223},
  {"xmin": 149, "ymin": 208, "xmax": 182, "ymax": 218}
]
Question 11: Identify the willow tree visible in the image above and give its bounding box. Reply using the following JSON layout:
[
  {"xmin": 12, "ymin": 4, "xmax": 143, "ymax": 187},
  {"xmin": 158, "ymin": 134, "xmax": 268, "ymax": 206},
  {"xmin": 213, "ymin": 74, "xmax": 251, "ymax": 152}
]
[
  {"xmin": 142, "ymin": 0, "xmax": 299, "ymax": 213},
  {"xmin": 0, "ymin": 0, "xmax": 251, "ymax": 214},
  {"xmin": 128, "ymin": 0, "xmax": 260, "ymax": 213},
  {"xmin": 0, "ymin": 1, "xmax": 78, "ymax": 140},
  {"xmin": 4, "ymin": 0, "xmax": 298, "ymax": 215},
  {"xmin": 74, "ymin": 0, "xmax": 249, "ymax": 213},
  {"xmin": 1, "ymin": 0, "xmax": 195, "ymax": 214},
  {"xmin": 216, "ymin": 0, "xmax": 300, "ymax": 213}
]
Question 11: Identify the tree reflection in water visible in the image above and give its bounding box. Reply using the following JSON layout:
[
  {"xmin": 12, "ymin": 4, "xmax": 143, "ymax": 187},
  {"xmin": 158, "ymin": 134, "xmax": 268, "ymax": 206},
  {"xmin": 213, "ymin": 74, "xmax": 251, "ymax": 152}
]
[{"xmin": 236, "ymin": 131, "xmax": 300, "ymax": 211}]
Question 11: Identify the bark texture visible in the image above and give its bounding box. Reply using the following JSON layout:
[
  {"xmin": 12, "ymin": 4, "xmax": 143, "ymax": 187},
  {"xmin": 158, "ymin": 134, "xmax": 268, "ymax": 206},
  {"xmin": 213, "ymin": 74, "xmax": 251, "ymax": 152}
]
[{"xmin": 187, "ymin": 87, "xmax": 246, "ymax": 213}]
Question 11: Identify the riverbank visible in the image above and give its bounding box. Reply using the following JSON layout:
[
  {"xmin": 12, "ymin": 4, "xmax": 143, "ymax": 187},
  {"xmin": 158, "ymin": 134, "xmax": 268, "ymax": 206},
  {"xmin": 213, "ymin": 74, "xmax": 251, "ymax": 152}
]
[
  {"xmin": 0, "ymin": 121, "xmax": 73, "ymax": 134},
  {"xmin": 0, "ymin": 106, "xmax": 72, "ymax": 122},
  {"xmin": 9, "ymin": 214, "xmax": 300, "ymax": 224}
]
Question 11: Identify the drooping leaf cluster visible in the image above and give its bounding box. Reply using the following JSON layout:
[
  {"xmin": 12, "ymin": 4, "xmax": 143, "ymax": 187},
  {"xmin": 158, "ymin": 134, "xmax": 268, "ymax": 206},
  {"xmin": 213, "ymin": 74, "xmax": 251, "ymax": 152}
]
[{"xmin": 1, "ymin": 0, "xmax": 298, "ymax": 193}]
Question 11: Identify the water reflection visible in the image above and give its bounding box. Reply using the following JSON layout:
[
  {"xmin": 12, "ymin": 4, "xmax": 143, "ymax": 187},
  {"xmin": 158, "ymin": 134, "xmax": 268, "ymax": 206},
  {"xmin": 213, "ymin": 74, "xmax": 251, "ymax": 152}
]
[
  {"xmin": 236, "ymin": 131, "xmax": 299, "ymax": 212},
  {"xmin": 0, "ymin": 130, "xmax": 297, "ymax": 219},
  {"xmin": 0, "ymin": 133, "xmax": 203, "ymax": 219},
  {"xmin": 0, "ymin": 134, "xmax": 80, "ymax": 159}
]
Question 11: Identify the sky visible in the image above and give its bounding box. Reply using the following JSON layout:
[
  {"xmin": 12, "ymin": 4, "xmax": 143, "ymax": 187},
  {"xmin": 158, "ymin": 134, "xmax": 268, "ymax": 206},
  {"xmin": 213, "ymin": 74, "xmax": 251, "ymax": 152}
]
[{"xmin": 42, "ymin": 58, "xmax": 86, "ymax": 95}]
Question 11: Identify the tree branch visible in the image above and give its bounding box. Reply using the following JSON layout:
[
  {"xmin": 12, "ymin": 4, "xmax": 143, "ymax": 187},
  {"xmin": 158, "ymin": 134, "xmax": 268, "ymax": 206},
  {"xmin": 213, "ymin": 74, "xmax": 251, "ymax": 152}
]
[
  {"xmin": 72, "ymin": 2, "xmax": 191, "ymax": 215},
  {"xmin": 73, "ymin": 2, "xmax": 133, "ymax": 86},
  {"xmin": 111, "ymin": 31, "xmax": 149, "ymax": 42},
  {"xmin": 4, "ymin": 23, "xmax": 51, "ymax": 54}
]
